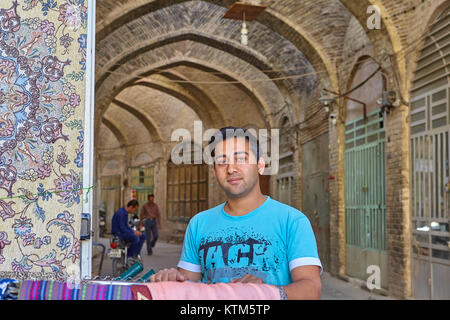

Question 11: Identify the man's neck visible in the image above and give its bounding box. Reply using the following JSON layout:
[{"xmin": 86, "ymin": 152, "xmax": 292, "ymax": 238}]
[{"xmin": 225, "ymin": 189, "xmax": 267, "ymax": 217}]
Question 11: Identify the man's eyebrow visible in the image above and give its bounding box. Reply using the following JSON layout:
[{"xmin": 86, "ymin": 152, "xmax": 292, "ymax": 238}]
[{"xmin": 214, "ymin": 151, "xmax": 249, "ymax": 161}]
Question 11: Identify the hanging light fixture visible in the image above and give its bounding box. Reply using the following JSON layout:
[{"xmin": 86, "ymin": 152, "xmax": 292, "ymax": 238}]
[
  {"xmin": 223, "ymin": 2, "xmax": 266, "ymax": 46},
  {"xmin": 241, "ymin": 12, "xmax": 248, "ymax": 45}
]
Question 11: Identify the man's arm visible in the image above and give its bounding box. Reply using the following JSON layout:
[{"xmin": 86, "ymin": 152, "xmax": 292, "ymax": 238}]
[
  {"xmin": 178, "ymin": 267, "xmax": 202, "ymax": 281},
  {"xmin": 149, "ymin": 267, "xmax": 202, "ymax": 282},
  {"xmin": 119, "ymin": 211, "xmax": 135, "ymax": 236},
  {"xmin": 283, "ymin": 265, "xmax": 321, "ymax": 300},
  {"xmin": 230, "ymin": 266, "xmax": 321, "ymax": 300}
]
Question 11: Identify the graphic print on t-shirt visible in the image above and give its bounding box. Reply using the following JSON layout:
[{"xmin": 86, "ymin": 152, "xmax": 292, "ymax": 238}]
[{"xmin": 198, "ymin": 226, "xmax": 282, "ymax": 284}]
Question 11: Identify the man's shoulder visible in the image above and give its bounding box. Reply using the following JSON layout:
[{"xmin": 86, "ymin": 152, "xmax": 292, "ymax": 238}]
[
  {"xmin": 112, "ymin": 207, "xmax": 127, "ymax": 221},
  {"xmin": 265, "ymin": 197, "xmax": 308, "ymax": 220},
  {"xmin": 114, "ymin": 207, "xmax": 126, "ymax": 215},
  {"xmin": 189, "ymin": 202, "xmax": 223, "ymax": 224}
]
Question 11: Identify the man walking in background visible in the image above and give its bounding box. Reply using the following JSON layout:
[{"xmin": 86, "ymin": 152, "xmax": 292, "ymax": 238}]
[{"xmin": 140, "ymin": 194, "xmax": 161, "ymax": 255}]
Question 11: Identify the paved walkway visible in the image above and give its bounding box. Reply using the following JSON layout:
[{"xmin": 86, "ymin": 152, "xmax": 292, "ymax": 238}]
[{"xmin": 92, "ymin": 237, "xmax": 396, "ymax": 300}]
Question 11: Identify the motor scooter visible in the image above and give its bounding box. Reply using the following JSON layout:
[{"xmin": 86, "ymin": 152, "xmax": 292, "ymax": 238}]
[{"xmin": 108, "ymin": 215, "xmax": 144, "ymax": 277}]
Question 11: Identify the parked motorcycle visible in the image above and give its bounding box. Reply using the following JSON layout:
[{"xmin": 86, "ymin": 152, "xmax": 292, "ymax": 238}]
[{"xmin": 108, "ymin": 215, "xmax": 144, "ymax": 277}]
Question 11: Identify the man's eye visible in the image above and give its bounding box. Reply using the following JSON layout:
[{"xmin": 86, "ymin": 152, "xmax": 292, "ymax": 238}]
[
  {"xmin": 236, "ymin": 157, "xmax": 247, "ymax": 163},
  {"xmin": 216, "ymin": 158, "xmax": 227, "ymax": 165}
]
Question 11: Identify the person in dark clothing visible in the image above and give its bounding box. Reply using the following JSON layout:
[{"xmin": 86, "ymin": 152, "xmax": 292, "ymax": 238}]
[
  {"xmin": 111, "ymin": 200, "xmax": 146, "ymax": 258},
  {"xmin": 140, "ymin": 194, "xmax": 161, "ymax": 255}
]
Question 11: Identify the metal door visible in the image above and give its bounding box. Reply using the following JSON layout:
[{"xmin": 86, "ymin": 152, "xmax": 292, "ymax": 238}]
[
  {"xmin": 167, "ymin": 163, "xmax": 208, "ymax": 222},
  {"xmin": 410, "ymin": 87, "xmax": 450, "ymax": 299},
  {"xmin": 275, "ymin": 116, "xmax": 296, "ymax": 208},
  {"xmin": 100, "ymin": 175, "xmax": 122, "ymax": 233},
  {"xmin": 302, "ymin": 133, "xmax": 331, "ymax": 271},
  {"xmin": 130, "ymin": 166, "xmax": 155, "ymax": 213},
  {"xmin": 409, "ymin": 7, "xmax": 450, "ymax": 299},
  {"xmin": 345, "ymin": 109, "xmax": 388, "ymax": 288}
]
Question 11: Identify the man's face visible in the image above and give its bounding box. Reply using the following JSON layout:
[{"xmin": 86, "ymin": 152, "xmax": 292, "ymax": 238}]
[
  {"xmin": 212, "ymin": 137, "xmax": 265, "ymax": 198},
  {"xmin": 127, "ymin": 205, "xmax": 138, "ymax": 214},
  {"xmin": 148, "ymin": 196, "xmax": 154, "ymax": 203}
]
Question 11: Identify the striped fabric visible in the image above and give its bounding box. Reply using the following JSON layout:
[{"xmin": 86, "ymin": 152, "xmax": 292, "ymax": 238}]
[{"xmin": 19, "ymin": 280, "xmax": 133, "ymax": 300}]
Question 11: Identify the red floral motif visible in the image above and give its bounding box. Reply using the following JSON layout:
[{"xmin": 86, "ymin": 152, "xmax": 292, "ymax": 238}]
[
  {"xmin": 0, "ymin": 199, "xmax": 15, "ymax": 221},
  {"xmin": 0, "ymin": 232, "xmax": 11, "ymax": 264}
]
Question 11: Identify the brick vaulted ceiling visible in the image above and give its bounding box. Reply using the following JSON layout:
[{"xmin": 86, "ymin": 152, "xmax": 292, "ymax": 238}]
[{"xmin": 95, "ymin": 0, "xmax": 437, "ymax": 152}]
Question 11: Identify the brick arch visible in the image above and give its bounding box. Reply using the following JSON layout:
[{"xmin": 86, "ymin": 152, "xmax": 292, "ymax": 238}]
[
  {"xmin": 157, "ymin": 70, "xmax": 227, "ymax": 127},
  {"xmin": 339, "ymin": 0, "xmax": 406, "ymax": 95},
  {"xmin": 404, "ymin": 0, "xmax": 450, "ymax": 98},
  {"xmin": 344, "ymin": 55, "xmax": 384, "ymax": 122},
  {"xmin": 95, "ymin": 0, "xmax": 338, "ymax": 94},
  {"xmin": 101, "ymin": 117, "xmax": 128, "ymax": 149},
  {"xmin": 96, "ymin": 59, "xmax": 273, "ymax": 133},
  {"xmin": 111, "ymin": 98, "xmax": 164, "ymax": 142},
  {"xmin": 148, "ymin": 60, "xmax": 269, "ymax": 127},
  {"xmin": 95, "ymin": 42, "xmax": 285, "ymax": 134},
  {"xmin": 95, "ymin": 30, "xmax": 314, "ymax": 122},
  {"xmin": 130, "ymin": 79, "xmax": 221, "ymax": 128},
  {"xmin": 95, "ymin": 31, "xmax": 300, "ymax": 90}
]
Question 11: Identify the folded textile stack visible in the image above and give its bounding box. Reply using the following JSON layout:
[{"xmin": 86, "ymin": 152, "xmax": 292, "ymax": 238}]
[
  {"xmin": 11, "ymin": 278, "xmax": 281, "ymax": 300},
  {"xmin": 145, "ymin": 281, "xmax": 281, "ymax": 300},
  {"xmin": 19, "ymin": 280, "xmax": 133, "ymax": 300}
]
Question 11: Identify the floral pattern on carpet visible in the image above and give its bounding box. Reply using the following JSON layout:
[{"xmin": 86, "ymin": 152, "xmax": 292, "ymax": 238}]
[{"xmin": 0, "ymin": 0, "xmax": 87, "ymax": 280}]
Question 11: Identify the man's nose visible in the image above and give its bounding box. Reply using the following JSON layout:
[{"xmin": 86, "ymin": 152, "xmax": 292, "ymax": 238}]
[{"xmin": 227, "ymin": 162, "xmax": 238, "ymax": 174}]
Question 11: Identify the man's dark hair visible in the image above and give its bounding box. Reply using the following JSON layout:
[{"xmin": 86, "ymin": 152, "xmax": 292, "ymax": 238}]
[
  {"xmin": 148, "ymin": 194, "xmax": 154, "ymax": 199},
  {"xmin": 208, "ymin": 126, "xmax": 261, "ymax": 161},
  {"xmin": 127, "ymin": 199, "xmax": 139, "ymax": 208}
]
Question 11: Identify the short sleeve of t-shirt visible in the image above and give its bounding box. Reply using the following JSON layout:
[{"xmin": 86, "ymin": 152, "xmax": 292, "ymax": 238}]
[
  {"xmin": 177, "ymin": 218, "xmax": 202, "ymax": 273},
  {"xmin": 287, "ymin": 213, "xmax": 323, "ymax": 274}
]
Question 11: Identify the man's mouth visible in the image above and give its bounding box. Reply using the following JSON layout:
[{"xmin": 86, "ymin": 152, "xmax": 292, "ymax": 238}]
[{"xmin": 227, "ymin": 177, "xmax": 242, "ymax": 184}]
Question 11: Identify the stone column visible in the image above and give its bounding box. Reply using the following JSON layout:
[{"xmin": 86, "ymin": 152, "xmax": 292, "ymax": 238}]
[
  {"xmin": 384, "ymin": 104, "xmax": 412, "ymax": 298},
  {"xmin": 328, "ymin": 101, "xmax": 346, "ymax": 276}
]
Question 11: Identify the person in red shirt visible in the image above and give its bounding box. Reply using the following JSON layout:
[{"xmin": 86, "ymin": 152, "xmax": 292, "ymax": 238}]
[{"xmin": 140, "ymin": 194, "xmax": 161, "ymax": 255}]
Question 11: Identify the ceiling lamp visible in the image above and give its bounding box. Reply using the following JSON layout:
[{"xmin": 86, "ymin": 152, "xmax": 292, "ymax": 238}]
[{"xmin": 223, "ymin": 2, "xmax": 266, "ymax": 46}]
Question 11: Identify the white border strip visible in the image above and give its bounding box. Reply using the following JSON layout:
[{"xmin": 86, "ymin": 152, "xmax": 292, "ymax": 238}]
[
  {"xmin": 177, "ymin": 260, "xmax": 202, "ymax": 273},
  {"xmin": 80, "ymin": 0, "xmax": 96, "ymax": 280},
  {"xmin": 289, "ymin": 257, "xmax": 323, "ymax": 275}
]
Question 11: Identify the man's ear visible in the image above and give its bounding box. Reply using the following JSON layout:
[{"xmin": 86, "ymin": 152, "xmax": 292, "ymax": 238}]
[{"xmin": 257, "ymin": 157, "xmax": 265, "ymax": 175}]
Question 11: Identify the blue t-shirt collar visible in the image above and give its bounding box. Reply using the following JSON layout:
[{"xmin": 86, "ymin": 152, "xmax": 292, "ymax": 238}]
[{"xmin": 221, "ymin": 195, "xmax": 271, "ymax": 220}]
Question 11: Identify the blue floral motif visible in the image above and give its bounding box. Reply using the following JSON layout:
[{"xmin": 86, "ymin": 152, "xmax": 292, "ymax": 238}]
[
  {"xmin": 77, "ymin": 34, "xmax": 87, "ymax": 70},
  {"xmin": 77, "ymin": 33, "xmax": 87, "ymax": 49},
  {"xmin": 74, "ymin": 151, "xmax": 83, "ymax": 168},
  {"xmin": 12, "ymin": 217, "xmax": 32, "ymax": 238},
  {"xmin": 42, "ymin": 236, "xmax": 51, "ymax": 245},
  {"xmin": 56, "ymin": 235, "xmax": 71, "ymax": 251},
  {"xmin": 56, "ymin": 210, "xmax": 75, "ymax": 223},
  {"xmin": 37, "ymin": 183, "xmax": 52, "ymax": 201},
  {"xmin": 33, "ymin": 203, "xmax": 45, "ymax": 222},
  {"xmin": 41, "ymin": 0, "xmax": 58, "ymax": 16}
]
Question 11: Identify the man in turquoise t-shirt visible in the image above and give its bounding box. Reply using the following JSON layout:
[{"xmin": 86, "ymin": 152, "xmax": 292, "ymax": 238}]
[{"xmin": 151, "ymin": 127, "xmax": 322, "ymax": 299}]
